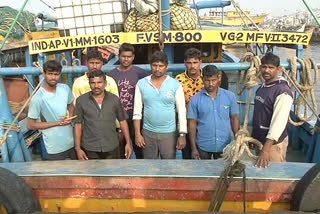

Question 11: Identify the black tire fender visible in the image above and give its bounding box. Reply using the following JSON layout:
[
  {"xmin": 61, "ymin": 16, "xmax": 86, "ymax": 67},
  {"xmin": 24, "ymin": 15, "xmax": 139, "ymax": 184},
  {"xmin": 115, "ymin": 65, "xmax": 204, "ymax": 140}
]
[
  {"xmin": 291, "ymin": 163, "xmax": 320, "ymax": 212},
  {"xmin": 0, "ymin": 167, "xmax": 41, "ymax": 214}
]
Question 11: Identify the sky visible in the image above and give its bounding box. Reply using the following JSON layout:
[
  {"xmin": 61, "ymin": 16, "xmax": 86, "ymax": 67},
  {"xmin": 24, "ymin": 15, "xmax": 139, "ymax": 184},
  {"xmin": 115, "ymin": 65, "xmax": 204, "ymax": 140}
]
[{"xmin": 0, "ymin": 0, "xmax": 319, "ymax": 17}]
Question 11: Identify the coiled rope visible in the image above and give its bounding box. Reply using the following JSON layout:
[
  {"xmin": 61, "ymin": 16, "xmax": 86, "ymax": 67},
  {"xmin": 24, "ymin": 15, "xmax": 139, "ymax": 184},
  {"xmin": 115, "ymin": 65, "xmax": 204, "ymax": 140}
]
[
  {"xmin": 222, "ymin": 52, "xmax": 263, "ymax": 165},
  {"xmin": 286, "ymin": 57, "xmax": 319, "ymax": 126}
]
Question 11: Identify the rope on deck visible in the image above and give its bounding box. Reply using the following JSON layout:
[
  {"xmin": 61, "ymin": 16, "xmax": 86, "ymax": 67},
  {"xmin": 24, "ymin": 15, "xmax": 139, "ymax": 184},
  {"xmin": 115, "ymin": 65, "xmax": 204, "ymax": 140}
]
[
  {"xmin": 209, "ymin": 52, "xmax": 263, "ymax": 213},
  {"xmin": 222, "ymin": 52, "xmax": 263, "ymax": 165}
]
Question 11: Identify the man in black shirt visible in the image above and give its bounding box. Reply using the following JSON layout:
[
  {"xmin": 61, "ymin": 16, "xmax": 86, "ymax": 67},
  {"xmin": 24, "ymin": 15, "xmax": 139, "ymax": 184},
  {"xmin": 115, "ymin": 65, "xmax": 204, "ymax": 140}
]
[{"xmin": 74, "ymin": 70, "xmax": 132, "ymax": 160}]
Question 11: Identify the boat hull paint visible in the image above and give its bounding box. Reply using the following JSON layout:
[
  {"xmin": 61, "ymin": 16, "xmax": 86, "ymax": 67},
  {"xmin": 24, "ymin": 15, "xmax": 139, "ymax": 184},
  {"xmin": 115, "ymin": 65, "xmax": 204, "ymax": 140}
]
[
  {"xmin": 0, "ymin": 160, "xmax": 314, "ymax": 213},
  {"xmin": 38, "ymin": 198, "xmax": 289, "ymax": 213}
]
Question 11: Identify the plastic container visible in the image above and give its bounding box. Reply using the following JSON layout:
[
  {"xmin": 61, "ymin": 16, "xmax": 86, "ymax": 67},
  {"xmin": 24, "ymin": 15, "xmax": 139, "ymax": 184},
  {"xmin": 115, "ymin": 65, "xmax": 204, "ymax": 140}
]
[{"xmin": 54, "ymin": 0, "xmax": 127, "ymax": 36}]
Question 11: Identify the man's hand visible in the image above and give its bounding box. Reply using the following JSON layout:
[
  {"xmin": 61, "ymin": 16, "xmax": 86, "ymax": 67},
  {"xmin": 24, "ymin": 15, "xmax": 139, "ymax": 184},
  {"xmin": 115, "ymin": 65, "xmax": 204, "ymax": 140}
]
[
  {"xmin": 176, "ymin": 136, "xmax": 186, "ymax": 150},
  {"xmin": 124, "ymin": 143, "xmax": 132, "ymax": 159},
  {"xmin": 76, "ymin": 148, "xmax": 88, "ymax": 160},
  {"xmin": 59, "ymin": 115, "xmax": 77, "ymax": 126},
  {"xmin": 255, "ymin": 150, "xmax": 270, "ymax": 168},
  {"xmin": 135, "ymin": 133, "xmax": 145, "ymax": 148},
  {"xmin": 255, "ymin": 139, "xmax": 274, "ymax": 168},
  {"xmin": 191, "ymin": 148, "xmax": 200, "ymax": 160}
]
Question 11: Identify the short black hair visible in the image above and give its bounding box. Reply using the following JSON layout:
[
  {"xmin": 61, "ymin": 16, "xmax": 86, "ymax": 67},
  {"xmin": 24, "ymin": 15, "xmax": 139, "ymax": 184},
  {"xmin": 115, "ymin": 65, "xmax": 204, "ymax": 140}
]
[
  {"xmin": 261, "ymin": 52, "xmax": 280, "ymax": 67},
  {"xmin": 88, "ymin": 70, "xmax": 106, "ymax": 81},
  {"xmin": 119, "ymin": 43, "xmax": 135, "ymax": 55},
  {"xmin": 43, "ymin": 60, "xmax": 62, "ymax": 73},
  {"xmin": 87, "ymin": 49, "xmax": 103, "ymax": 62},
  {"xmin": 202, "ymin": 65, "xmax": 221, "ymax": 78},
  {"xmin": 184, "ymin": 48, "xmax": 201, "ymax": 61},
  {"xmin": 150, "ymin": 51, "xmax": 168, "ymax": 65}
]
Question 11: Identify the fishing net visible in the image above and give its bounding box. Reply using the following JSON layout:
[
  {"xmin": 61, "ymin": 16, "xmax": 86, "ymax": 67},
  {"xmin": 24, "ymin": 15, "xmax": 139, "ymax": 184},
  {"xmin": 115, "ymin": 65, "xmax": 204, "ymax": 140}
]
[
  {"xmin": 124, "ymin": 4, "xmax": 197, "ymax": 32},
  {"xmin": 0, "ymin": 6, "xmax": 36, "ymax": 40}
]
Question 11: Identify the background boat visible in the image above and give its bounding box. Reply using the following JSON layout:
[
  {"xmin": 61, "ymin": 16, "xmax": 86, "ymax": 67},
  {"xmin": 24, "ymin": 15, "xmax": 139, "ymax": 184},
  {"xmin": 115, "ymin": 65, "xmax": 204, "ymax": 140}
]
[{"xmin": 200, "ymin": 10, "xmax": 268, "ymax": 26}]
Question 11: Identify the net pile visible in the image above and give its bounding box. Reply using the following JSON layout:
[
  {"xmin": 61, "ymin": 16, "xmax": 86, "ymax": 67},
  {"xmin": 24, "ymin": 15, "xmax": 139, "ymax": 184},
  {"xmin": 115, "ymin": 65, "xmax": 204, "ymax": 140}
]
[
  {"xmin": 0, "ymin": 6, "xmax": 36, "ymax": 39},
  {"xmin": 124, "ymin": 4, "xmax": 197, "ymax": 32}
]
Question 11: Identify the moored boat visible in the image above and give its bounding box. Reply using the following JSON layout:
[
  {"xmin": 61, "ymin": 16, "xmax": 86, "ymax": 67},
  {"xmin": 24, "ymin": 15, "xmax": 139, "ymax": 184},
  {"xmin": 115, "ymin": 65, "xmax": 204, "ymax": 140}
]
[{"xmin": 200, "ymin": 10, "xmax": 269, "ymax": 27}]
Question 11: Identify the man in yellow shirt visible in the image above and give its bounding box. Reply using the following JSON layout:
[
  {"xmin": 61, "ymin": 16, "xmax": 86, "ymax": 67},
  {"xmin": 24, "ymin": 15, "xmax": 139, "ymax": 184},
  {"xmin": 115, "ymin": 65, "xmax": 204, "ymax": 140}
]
[
  {"xmin": 175, "ymin": 48, "xmax": 204, "ymax": 159},
  {"xmin": 72, "ymin": 49, "xmax": 119, "ymax": 100}
]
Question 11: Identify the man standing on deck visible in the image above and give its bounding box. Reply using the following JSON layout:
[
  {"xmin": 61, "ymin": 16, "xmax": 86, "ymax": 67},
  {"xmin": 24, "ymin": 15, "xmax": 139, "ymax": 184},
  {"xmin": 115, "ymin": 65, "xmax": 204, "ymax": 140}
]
[
  {"xmin": 27, "ymin": 60, "xmax": 76, "ymax": 160},
  {"xmin": 187, "ymin": 65, "xmax": 239, "ymax": 160},
  {"xmin": 109, "ymin": 43, "xmax": 147, "ymax": 159},
  {"xmin": 253, "ymin": 52, "xmax": 293, "ymax": 168},
  {"xmin": 175, "ymin": 48, "xmax": 204, "ymax": 159},
  {"xmin": 74, "ymin": 70, "xmax": 132, "ymax": 160},
  {"xmin": 72, "ymin": 49, "xmax": 119, "ymax": 100},
  {"xmin": 133, "ymin": 51, "xmax": 187, "ymax": 159}
]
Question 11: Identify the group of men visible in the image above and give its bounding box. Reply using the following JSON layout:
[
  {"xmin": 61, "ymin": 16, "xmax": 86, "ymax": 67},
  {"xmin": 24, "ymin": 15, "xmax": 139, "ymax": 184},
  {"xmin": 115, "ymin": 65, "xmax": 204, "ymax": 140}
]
[{"xmin": 27, "ymin": 43, "xmax": 293, "ymax": 168}]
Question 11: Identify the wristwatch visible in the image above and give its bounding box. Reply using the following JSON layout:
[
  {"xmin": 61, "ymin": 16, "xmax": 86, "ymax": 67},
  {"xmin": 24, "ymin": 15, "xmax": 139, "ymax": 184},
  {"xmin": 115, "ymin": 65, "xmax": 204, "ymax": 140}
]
[{"xmin": 179, "ymin": 133, "xmax": 186, "ymax": 137}]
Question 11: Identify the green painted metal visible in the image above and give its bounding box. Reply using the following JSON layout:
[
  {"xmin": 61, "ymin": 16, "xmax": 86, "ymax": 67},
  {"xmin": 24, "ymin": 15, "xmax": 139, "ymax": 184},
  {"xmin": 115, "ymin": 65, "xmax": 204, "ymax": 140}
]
[{"xmin": 302, "ymin": 0, "xmax": 320, "ymax": 27}]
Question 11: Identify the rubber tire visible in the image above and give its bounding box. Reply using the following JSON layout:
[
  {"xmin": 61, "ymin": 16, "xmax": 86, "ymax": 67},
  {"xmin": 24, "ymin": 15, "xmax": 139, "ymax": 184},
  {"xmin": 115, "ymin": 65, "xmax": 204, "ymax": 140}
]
[
  {"xmin": 291, "ymin": 163, "xmax": 320, "ymax": 212},
  {"xmin": 0, "ymin": 167, "xmax": 41, "ymax": 214}
]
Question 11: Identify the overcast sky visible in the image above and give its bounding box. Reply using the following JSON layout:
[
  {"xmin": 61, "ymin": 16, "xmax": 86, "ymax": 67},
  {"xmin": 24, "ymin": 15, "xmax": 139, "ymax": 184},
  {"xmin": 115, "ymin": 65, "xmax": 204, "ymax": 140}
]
[{"xmin": 1, "ymin": 0, "xmax": 319, "ymax": 16}]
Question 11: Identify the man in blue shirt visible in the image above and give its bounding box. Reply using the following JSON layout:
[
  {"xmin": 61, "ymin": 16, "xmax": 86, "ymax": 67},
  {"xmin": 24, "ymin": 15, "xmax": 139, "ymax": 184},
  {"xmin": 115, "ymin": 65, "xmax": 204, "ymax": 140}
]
[
  {"xmin": 28, "ymin": 60, "xmax": 76, "ymax": 160},
  {"xmin": 187, "ymin": 65, "xmax": 239, "ymax": 159},
  {"xmin": 133, "ymin": 51, "xmax": 187, "ymax": 159}
]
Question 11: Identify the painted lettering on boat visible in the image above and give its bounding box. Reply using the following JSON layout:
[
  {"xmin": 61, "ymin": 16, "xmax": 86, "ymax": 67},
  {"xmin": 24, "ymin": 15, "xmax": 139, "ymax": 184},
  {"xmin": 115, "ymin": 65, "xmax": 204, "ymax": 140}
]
[
  {"xmin": 28, "ymin": 30, "xmax": 311, "ymax": 54},
  {"xmin": 136, "ymin": 32, "xmax": 202, "ymax": 43},
  {"xmin": 220, "ymin": 31, "xmax": 310, "ymax": 43}
]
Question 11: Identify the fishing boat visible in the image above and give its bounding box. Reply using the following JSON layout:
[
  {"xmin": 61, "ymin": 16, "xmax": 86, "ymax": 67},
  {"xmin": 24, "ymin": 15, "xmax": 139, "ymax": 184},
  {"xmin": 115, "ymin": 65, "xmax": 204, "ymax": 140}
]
[
  {"xmin": 310, "ymin": 27, "xmax": 320, "ymax": 42},
  {"xmin": 200, "ymin": 10, "xmax": 268, "ymax": 26},
  {"xmin": 0, "ymin": 0, "xmax": 320, "ymax": 213}
]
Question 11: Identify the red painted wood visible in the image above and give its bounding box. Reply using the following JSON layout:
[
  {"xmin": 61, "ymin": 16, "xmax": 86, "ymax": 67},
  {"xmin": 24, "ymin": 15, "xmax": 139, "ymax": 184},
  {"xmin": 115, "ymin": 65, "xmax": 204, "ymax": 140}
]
[
  {"xmin": 23, "ymin": 177, "xmax": 297, "ymax": 193},
  {"xmin": 22, "ymin": 177, "xmax": 296, "ymax": 202}
]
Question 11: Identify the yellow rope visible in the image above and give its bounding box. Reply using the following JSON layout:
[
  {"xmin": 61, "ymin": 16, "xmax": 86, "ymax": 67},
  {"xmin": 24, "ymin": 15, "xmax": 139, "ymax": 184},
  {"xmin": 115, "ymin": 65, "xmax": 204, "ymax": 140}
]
[
  {"xmin": 0, "ymin": 123, "xmax": 20, "ymax": 132},
  {"xmin": 222, "ymin": 52, "xmax": 263, "ymax": 165},
  {"xmin": 25, "ymin": 131, "xmax": 41, "ymax": 147}
]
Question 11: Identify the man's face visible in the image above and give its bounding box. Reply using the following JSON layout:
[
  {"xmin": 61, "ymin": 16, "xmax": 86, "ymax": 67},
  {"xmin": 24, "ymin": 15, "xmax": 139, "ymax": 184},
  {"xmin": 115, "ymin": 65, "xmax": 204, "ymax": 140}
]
[
  {"xmin": 87, "ymin": 58, "xmax": 103, "ymax": 73},
  {"xmin": 151, "ymin": 61, "xmax": 167, "ymax": 78},
  {"xmin": 203, "ymin": 75, "xmax": 220, "ymax": 92},
  {"xmin": 89, "ymin": 76, "xmax": 106, "ymax": 96},
  {"xmin": 260, "ymin": 63, "xmax": 279, "ymax": 84},
  {"xmin": 119, "ymin": 51, "xmax": 134, "ymax": 68},
  {"xmin": 184, "ymin": 58, "xmax": 202, "ymax": 76},
  {"xmin": 44, "ymin": 69, "xmax": 60, "ymax": 87}
]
